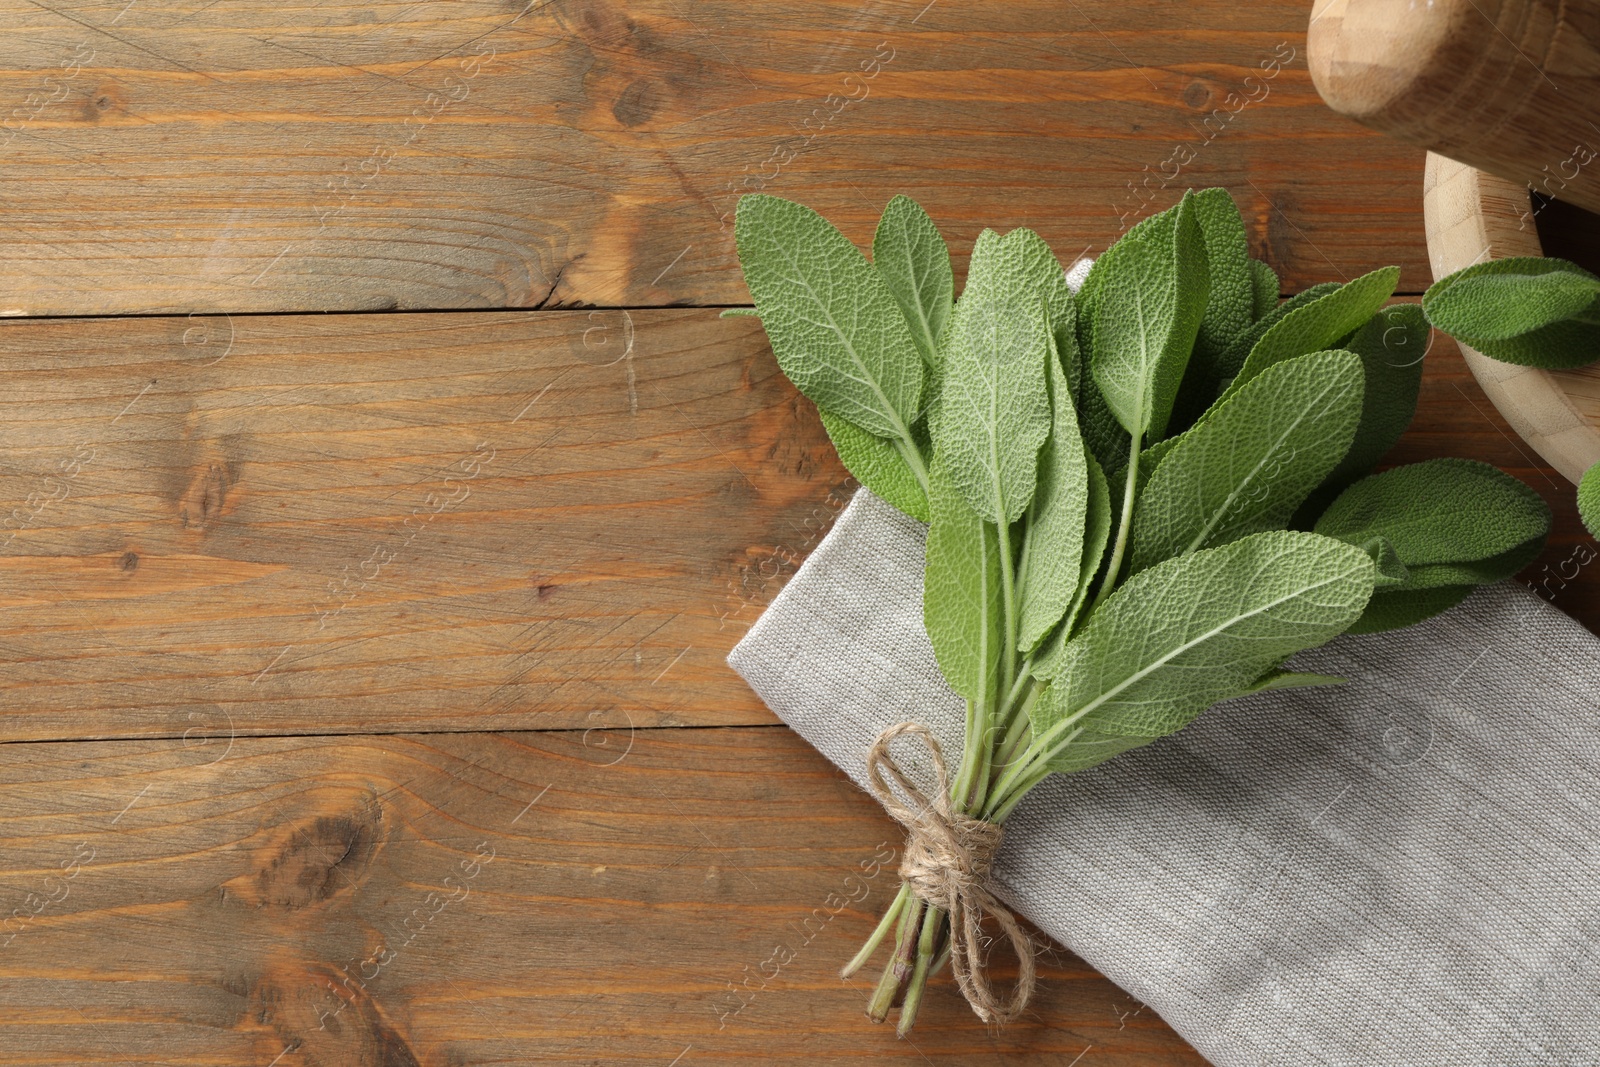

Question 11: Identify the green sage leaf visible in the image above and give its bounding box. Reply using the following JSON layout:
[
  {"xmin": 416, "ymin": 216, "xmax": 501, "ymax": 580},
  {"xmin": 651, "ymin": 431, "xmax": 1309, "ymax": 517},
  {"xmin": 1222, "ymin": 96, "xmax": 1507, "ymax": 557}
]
[
  {"xmin": 1017, "ymin": 342, "xmax": 1090, "ymax": 652},
  {"xmin": 1127, "ymin": 349, "xmax": 1364, "ymax": 573},
  {"xmin": 1580, "ymin": 461, "xmax": 1600, "ymax": 539},
  {"xmin": 1313, "ymin": 458, "xmax": 1551, "ymax": 585},
  {"xmin": 1249, "ymin": 258, "xmax": 1279, "ymax": 319},
  {"xmin": 1192, "ymin": 188, "xmax": 1254, "ymax": 369},
  {"xmin": 818, "ymin": 410, "xmax": 929, "ymax": 523},
  {"xmin": 1074, "ymin": 199, "xmax": 1192, "ymax": 460},
  {"xmin": 923, "ymin": 460, "xmax": 1004, "ymax": 703},
  {"xmin": 1030, "ymin": 530, "xmax": 1375, "ymax": 772},
  {"xmin": 929, "ymin": 228, "xmax": 1054, "ymax": 524},
  {"xmin": 1423, "ymin": 256, "xmax": 1600, "ymax": 341},
  {"xmin": 873, "ymin": 194, "xmax": 953, "ymax": 369},
  {"xmin": 1074, "ymin": 199, "xmax": 1187, "ymax": 362},
  {"xmin": 1422, "ymin": 256, "xmax": 1600, "ymax": 369},
  {"xmin": 735, "ymin": 194, "xmax": 925, "ymax": 439},
  {"xmin": 1005, "ymin": 228, "xmax": 1080, "ymax": 400},
  {"xmin": 1228, "ymin": 266, "xmax": 1400, "ymax": 397},
  {"xmin": 1090, "ymin": 191, "xmax": 1210, "ymax": 440}
]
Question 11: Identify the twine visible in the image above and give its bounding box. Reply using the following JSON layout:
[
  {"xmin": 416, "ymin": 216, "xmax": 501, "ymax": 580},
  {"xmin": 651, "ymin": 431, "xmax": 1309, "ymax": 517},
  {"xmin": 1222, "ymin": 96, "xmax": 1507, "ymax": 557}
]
[{"xmin": 864, "ymin": 721, "xmax": 1036, "ymax": 1024}]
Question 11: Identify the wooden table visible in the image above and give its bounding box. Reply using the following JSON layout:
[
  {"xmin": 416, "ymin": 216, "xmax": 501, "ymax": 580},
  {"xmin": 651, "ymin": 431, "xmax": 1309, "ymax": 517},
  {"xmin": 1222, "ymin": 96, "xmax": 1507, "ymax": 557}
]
[{"xmin": 0, "ymin": 2, "xmax": 1591, "ymax": 1063}]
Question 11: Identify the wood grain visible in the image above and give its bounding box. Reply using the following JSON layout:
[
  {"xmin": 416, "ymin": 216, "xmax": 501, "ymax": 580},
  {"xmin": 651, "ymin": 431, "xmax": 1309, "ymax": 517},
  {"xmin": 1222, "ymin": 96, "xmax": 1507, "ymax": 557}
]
[
  {"xmin": 0, "ymin": 309, "xmax": 855, "ymax": 742},
  {"xmin": 0, "ymin": 0, "xmax": 1430, "ymax": 316},
  {"xmin": 0, "ymin": 5, "xmax": 1589, "ymax": 1059},
  {"xmin": 0, "ymin": 725, "xmax": 1205, "ymax": 1065},
  {"xmin": 2, "ymin": 300, "xmax": 1594, "ymax": 745}
]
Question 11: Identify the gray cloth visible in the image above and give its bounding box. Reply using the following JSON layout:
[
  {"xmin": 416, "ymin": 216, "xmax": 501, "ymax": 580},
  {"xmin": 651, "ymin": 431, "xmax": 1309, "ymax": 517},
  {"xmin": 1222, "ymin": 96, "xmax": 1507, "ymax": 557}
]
[{"xmin": 728, "ymin": 488, "xmax": 1600, "ymax": 1066}]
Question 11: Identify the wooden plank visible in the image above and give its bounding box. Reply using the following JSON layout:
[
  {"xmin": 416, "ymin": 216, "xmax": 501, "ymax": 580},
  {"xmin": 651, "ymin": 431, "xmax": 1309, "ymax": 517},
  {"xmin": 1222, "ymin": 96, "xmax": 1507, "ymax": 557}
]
[
  {"xmin": 0, "ymin": 309, "xmax": 856, "ymax": 742},
  {"xmin": 2, "ymin": 307, "xmax": 1593, "ymax": 743},
  {"xmin": 0, "ymin": 724, "xmax": 1206, "ymax": 1064},
  {"xmin": 0, "ymin": 0, "xmax": 1427, "ymax": 316}
]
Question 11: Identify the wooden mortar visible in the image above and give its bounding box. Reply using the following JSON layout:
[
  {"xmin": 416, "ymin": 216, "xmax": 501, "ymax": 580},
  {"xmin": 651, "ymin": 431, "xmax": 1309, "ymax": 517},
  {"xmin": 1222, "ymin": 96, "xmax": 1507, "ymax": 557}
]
[{"xmin": 1423, "ymin": 152, "xmax": 1600, "ymax": 484}]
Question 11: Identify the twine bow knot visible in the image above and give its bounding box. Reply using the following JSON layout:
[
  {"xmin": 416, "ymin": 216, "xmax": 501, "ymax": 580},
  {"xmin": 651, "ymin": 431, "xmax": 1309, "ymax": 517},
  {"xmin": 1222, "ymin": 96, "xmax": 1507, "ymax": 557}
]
[{"xmin": 865, "ymin": 721, "xmax": 1036, "ymax": 1024}]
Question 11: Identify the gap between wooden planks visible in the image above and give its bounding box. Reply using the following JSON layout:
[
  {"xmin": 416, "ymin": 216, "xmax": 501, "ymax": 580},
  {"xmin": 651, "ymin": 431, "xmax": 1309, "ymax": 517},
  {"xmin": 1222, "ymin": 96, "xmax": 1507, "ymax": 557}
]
[
  {"xmin": 0, "ymin": 724, "xmax": 1208, "ymax": 1065},
  {"xmin": 0, "ymin": 0, "xmax": 1427, "ymax": 316}
]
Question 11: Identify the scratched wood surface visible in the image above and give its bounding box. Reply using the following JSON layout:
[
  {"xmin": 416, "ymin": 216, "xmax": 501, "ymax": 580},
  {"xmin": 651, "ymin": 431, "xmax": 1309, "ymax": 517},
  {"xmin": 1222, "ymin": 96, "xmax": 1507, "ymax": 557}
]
[
  {"xmin": 0, "ymin": 309, "xmax": 859, "ymax": 743},
  {"xmin": 0, "ymin": 0, "xmax": 1430, "ymax": 316},
  {"xmin": 0, "ymin": 726, "xmax": 1206, "ymax": 1065},
  {"xmin": 2, "ymin": 1, "xmax": 1595, "ymax": 1064}
]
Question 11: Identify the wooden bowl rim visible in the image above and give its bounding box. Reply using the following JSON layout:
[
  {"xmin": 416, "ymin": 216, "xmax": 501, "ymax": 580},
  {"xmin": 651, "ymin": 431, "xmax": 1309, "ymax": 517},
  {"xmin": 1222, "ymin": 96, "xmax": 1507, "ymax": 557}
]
[{"xmin": 1421, "ymin": 151, "xmax": 1600, "ymax": 486}]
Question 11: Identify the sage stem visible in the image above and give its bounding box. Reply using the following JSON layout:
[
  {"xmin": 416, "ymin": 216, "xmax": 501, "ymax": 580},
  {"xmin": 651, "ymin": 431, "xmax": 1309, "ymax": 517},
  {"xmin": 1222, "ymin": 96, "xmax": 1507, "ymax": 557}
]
[
  {"xmin": 842, "ymin": 882, "xmax": 910, "ymax": 979},
  {"xmin": 896, "ymin": 903, "xmax": 944, "ymax": 1036},
  {"xmin": 891, "ymin": 434, "xmax": 931, "ymax": 495},
  {"xmin": 986, "ymin": 760, "xmax": 1055, "ymax": 822},
  {"xmin": 967, "ymin": 690, "xmax": 997, "ymax": 816},
  {"xmin": 995, "ymin": 517, "xmax": 1020, "ymax": 708},
  {"xmin": 1091, "ymin": 431, "xmax": 1142, "ymax": 611},
  {"xmin": 953, "ymin": 698, "xmax": 981, "ymax": 812},
  {"xmin": 999, "ymin": 659, "xmax": 1036, "ymax": 723},
  {"xmin": 991, "ymin": 693, "xmax": 1037, "ymax": 790},
  {"xmin": 868, "ymin": 896, "xmax": 922, "ymax": 1021}
]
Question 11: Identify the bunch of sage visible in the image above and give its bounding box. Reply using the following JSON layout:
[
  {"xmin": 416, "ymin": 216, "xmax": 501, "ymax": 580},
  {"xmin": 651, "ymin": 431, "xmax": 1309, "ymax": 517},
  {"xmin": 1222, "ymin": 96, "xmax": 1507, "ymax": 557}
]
[
  {"xmin": 1420, "ymin": 256, "xmax": 1600, "ymax": 541},
  {"xmin": 729, "ymin": 189, "xmax": 1551, "ymax": 1033}
]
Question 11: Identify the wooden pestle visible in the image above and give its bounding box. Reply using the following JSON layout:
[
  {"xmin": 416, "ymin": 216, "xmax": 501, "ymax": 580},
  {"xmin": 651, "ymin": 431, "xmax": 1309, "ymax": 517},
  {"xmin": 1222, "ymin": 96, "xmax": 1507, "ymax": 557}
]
[{"xmin": 1308, "ymin": 0, "xmax": 1600, "ymax": 216}]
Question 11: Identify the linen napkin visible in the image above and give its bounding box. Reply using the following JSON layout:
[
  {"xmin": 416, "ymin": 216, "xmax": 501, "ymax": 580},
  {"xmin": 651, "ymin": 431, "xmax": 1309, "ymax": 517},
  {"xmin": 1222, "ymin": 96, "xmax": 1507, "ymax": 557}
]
[{"xmin": 728, "ymin": 487, "xmax": 1600, "ymax": 1067}]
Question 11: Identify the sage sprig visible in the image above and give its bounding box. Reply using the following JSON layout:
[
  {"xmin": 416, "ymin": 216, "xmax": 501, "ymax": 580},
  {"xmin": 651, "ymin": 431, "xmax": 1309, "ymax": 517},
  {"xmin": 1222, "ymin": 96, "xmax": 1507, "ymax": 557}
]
[
  {"xmin": 1422, "ymin": 256, "xmax": 1600, "ymax": 369},
  {"xmin": 730, "ymin": 189, "xmax": 1550, "ymax": 1032}
]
